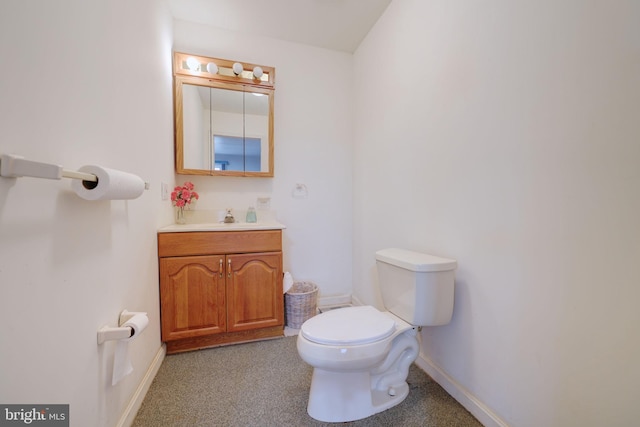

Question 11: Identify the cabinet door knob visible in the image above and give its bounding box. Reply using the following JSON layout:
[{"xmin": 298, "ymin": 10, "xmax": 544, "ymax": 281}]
[
  {"xmin": 219, "ymin": 258, "xmax": 223, "ymax": 278},
  {"xmin": 228, "ymin": 258, "xmax": 232, "ymax": 278}
]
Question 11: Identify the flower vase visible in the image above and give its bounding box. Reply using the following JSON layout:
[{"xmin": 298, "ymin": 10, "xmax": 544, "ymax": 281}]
[{"xmin": 175, "ymin": 207, "xmax": 186, "ymax": 224}]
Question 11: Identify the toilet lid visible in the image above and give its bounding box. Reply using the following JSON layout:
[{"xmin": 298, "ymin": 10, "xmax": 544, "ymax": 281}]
[{"xmin": 300, "ymin": 306, "xmax": 396, "ymax": 345}]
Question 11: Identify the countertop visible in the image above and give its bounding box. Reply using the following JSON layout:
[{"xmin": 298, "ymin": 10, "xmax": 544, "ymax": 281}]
[{"xmin": 158, "ymin": 221, "xmax": 286, "ymax": 233}]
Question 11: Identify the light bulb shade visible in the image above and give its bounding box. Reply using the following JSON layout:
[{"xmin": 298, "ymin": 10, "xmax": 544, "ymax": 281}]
[
  {"xmin": 206, "ymin": 62, "xmax": 218, "ymax": 74},
  {"xmin": 232, "ymin": 62, "xmax": 244, "ymax": 75},
  {"xmin": 186, "ymin": 57, "xmax": 200, "ymax": 71},
  {"xmin": 252, "ymin": 66, "xmax": 263, "ymax": 79}
]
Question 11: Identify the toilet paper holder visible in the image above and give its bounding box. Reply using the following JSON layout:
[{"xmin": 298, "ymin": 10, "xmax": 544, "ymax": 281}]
[
  {"xmin": 97, "ymin": 310, "xmax": 146, "ymax": 345},
  {"xmin": 0, "ymin": 153, "xmax": 150, "ymax": 190}
]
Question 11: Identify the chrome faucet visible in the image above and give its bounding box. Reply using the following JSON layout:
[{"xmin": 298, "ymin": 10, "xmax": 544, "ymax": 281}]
[{"xmin": 223, "ymin": 209, "xmax": 235, "ymax": 223}]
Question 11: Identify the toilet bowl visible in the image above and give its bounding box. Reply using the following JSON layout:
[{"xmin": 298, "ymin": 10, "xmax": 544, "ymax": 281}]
[
  {"xmin": 296, "ymin": 248, "xmax": 457, "ymax": 423},
  {"xmin": 297, "ymin": 305, "xmax": 419, "ymax": 422}
]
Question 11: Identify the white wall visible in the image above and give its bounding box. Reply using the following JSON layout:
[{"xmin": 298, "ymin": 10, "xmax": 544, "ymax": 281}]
[
  {"xmin": 0, "ymin": 7, "xmax": 354, "ymax": 425},
  {"xmin": 0, "ymin": 1, "xmax": 173, "ymax": 426},
  {"xmin": 354, "ymin": 1, "xmax": 640, "ymax": 426},
  {"xmin": 173, "ymin": 21, "xmax": 354, "ymax": 300}
]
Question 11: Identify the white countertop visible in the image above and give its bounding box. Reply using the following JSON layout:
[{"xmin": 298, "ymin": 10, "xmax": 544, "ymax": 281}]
[{"xmin": 158, "ymin": 221, "xmax": 286, "ymax": 233}]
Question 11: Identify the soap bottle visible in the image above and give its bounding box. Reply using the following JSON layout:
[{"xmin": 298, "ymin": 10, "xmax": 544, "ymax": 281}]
[{"xmin": 245, "ymin": 207, "xmax": 257, "ymax": 223}]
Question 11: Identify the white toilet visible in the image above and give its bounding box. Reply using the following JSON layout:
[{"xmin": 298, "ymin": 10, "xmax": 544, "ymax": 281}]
[{"xmin": 296, "ymin": 248, "xmax": 457, "ymax": 423}]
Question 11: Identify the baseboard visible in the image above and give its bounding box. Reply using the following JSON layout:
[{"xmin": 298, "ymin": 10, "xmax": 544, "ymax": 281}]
[
  {"xmin": 414, "ymin": 353, "xmax": 508, "ymax": 427},
  {"xmin": 318, "ymin": 293, "xmax": 352, "ymax": 308},
  {"xmin": 350, "ymin": 295, "xmax": 363, "ymax": 307},
  {"xmin": 116, "ymin": 344, "xmax": 166, "ymax": 427}
]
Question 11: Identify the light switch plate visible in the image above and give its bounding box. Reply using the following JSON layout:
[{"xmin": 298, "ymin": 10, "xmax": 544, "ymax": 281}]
[{"xmin": 161, "ymin": 182, "xmax": 169, "ymax": 201}]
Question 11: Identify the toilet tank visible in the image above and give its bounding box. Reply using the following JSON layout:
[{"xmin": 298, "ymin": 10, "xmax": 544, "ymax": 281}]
[{"xmin": 375, "ymin": 248, "xmax": 457, "ymax": 326}]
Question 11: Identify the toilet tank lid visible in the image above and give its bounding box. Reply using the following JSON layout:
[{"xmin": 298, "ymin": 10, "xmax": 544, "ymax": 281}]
[{"xmin": 376, "ymin": 248, "xmax": 457, "ymax": 272}]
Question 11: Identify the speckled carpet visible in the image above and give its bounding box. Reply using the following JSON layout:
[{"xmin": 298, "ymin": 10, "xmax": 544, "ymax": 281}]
[{"xmin": 132, "ymin": 336, "xmax": 482, "ymax": 427}]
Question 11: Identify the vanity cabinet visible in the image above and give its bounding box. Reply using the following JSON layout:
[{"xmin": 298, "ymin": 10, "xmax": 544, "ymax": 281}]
[{"xmin": 158, "ymin": 230, "xmax": 283, "ymax": 354}]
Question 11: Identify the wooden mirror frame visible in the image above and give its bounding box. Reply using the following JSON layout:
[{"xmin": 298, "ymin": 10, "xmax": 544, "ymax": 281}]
[{"xmin": 173, "ymin": 52, "xmax": 275, "ymax": 177}]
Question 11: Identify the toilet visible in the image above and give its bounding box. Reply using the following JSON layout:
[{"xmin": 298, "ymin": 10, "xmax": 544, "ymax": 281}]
[{"xmin": 296, "ymin": 248, "xmax": 457, "ymax": 423}]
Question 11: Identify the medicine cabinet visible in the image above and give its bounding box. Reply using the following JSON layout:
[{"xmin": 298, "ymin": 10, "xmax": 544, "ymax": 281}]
[{"xmin": 173, "ymin": 52, "xmax": 275, "ymax": 177}]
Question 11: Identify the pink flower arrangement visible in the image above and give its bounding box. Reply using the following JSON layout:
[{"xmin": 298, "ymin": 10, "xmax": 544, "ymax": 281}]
[{"xmin": 171, "ymin": 181, "xmax": 199, "ymax": 209}]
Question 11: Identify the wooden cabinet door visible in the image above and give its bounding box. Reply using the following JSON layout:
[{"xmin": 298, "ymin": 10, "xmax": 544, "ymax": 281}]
[
  {"xmin": 226, "ymin": 252, "xmax": 283, "ymax": 332},
  {"xmin": 160, "ymin": 255, "xmax": 226, "ymax": 341}
]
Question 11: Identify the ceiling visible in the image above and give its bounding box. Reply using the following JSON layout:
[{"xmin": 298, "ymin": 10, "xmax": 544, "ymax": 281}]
[{"xmin": 166, "ymin": 0, "xmax": 392, "ymax": 53}]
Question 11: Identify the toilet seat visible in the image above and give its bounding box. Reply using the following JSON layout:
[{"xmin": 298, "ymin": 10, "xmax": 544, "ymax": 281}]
[{"xmin": 301, "ymin": 306, "xmax": 396, "ymax": 346}]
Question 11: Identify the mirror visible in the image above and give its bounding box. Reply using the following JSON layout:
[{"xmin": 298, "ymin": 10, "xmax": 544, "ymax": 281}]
[{"xmin": 173, "ymin": 52, "xmax": 275, "ymax": 177}]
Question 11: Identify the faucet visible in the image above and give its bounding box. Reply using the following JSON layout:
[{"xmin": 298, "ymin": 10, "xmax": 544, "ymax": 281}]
[{"xmin": 223, "ymin": 209, "xmax": 235, "ymax": 223}]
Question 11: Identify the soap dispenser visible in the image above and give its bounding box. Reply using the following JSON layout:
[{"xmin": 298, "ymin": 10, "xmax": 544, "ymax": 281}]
[
  {"xmin": 245, "ymin": 207, "xmax": 257, "ymax": 223},
  {"xmin": 223, "ymin": 209, "xmax": 235, "ymax": 223}
]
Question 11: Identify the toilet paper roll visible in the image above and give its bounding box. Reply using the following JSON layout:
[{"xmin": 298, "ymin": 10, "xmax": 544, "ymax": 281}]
[
  {"xmin": 122, "ymin": 312, "xmax": 149, "ymax": 339},
  {"xmin": 71, "ymin": 165, "xmax": 145, "ymax": 201},
  {"xmin": 112, "ymin": 313, "xmax": 148, "ymax": 386}
]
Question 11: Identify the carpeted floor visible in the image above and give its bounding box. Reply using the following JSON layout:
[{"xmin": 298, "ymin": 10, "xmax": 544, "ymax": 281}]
[{"xmin": 132, "ymin": 336, "xmax": 482, "ymax": 427}]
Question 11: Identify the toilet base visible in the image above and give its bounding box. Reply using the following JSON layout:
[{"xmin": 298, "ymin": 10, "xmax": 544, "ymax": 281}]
[{"xmin": 307, "ymin": 368, "xmax": 410, "ymax": 423}]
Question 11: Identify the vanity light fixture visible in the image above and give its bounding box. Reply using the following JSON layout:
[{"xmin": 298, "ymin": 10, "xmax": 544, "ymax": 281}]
[
  {"xmin": 186, "ymin": 57, "xmax": 200, "ymax": 71},
  {"xmin": 206, "ymin": 62, "xmax": 218, "ymax": 74},
  {"xmin": 174, "ymin": 52, "xmax": 274, "ymax": 88},
  {"xmin": 232, "ymin": 62, "xmax": 244, "ymax": 75}
]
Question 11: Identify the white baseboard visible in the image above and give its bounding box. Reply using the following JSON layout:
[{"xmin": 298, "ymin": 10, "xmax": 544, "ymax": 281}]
[
  {"xmin": 350, "ymin": 295, "xmax": 363, "ymax": 306},
  {"xmin": 414, "ymin": 353, "xmax": 508, "ymax": 427},
  {"xmin": 318, "ymin": 293, "xmax": 352, "ymax": 308},
  {"xmin": 117, "ymin": 344, "xmax": 166, "ymax": 427}
]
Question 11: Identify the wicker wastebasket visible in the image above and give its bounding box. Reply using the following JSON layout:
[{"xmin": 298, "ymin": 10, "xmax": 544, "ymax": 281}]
[{"xmin": 285, "ymin": 281, "xmax": 318, "ymax": 329}]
